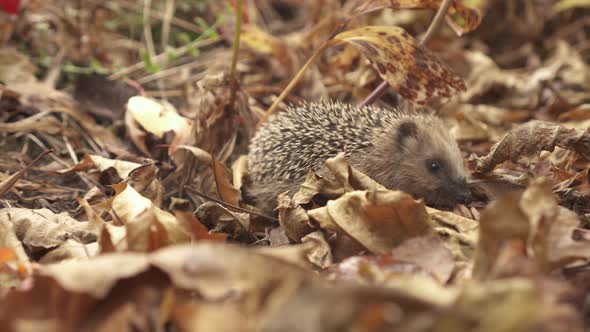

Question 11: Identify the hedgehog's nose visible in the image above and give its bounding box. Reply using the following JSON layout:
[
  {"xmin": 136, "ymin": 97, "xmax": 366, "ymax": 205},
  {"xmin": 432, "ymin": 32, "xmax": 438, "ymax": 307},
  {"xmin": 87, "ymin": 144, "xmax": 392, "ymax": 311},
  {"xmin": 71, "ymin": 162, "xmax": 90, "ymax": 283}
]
[{"xmin": 457, "ymin": 192, "xmax": 472, "ymax": 205}]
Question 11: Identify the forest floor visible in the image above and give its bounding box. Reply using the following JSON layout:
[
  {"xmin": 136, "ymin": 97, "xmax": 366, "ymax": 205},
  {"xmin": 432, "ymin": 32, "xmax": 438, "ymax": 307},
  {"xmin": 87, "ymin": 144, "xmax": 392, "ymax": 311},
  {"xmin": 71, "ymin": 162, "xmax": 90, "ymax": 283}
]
[{"xmin": 0, "ymin": 0, "xmax": 590, "ymax": 331}]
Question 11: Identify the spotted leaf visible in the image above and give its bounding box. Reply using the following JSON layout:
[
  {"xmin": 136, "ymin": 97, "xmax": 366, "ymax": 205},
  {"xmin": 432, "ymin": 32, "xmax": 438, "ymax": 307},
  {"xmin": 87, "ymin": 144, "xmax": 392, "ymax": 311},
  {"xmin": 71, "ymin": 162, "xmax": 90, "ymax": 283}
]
[
  {"xmin": 332, "ymin": 26, "xmax": 466, "ymax": 105},
  {"xmin": 347, "ymin": 0, "xmax": 482, "ymax": 34}
]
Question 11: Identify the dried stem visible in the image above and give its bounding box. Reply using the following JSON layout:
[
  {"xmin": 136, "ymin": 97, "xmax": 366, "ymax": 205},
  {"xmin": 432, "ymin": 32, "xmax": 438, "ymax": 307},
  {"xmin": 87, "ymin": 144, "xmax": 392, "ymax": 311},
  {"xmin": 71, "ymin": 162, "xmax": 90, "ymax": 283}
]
[
  {"xmin": 142, "ymin": 0, "xmax": 156, "ymax": 58},
  {"xmin": 258, "ymin": 40, "xmax": 332, "ymax": 126},
  {"xmin": 0, "ymin": 150, "xmax": 53, "ymax": 198},
  {"xmin": 228, "ymin": 0, "xmax": 243, "ymax": 112},
  {"xmin": 184, "ymin": 186, "xmax": 279, "ymax": 222},
  {"xmin": 359, "ymin": 0, "xmax": 453, "ymax": 107},
  {"xmin": 161, "ymin": 0, "xmax": 175, "ymax": 50}
]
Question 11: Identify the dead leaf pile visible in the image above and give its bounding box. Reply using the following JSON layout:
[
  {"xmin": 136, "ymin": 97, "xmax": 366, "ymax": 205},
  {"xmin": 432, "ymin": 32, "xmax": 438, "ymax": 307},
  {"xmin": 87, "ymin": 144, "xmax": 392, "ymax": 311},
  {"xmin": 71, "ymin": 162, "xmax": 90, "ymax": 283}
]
[{"xmin": 0, "ymin": 0, "xmax": 589, "ymax": 331}]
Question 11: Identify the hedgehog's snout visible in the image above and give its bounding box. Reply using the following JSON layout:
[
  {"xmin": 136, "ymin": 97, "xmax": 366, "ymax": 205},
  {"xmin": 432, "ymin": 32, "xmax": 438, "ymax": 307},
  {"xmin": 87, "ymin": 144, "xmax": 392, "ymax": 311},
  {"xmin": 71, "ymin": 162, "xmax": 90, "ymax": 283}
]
[
  {"xmin": 424, "ymin": 178, "xmax": 472, "ymax": 209},
  {"xmin": 450, "ymin": 178, "xmax": 472, "ymax": 205},
  {"xmin": 456, "ymin": 189, "xmax": 472, "ymax": 205}
]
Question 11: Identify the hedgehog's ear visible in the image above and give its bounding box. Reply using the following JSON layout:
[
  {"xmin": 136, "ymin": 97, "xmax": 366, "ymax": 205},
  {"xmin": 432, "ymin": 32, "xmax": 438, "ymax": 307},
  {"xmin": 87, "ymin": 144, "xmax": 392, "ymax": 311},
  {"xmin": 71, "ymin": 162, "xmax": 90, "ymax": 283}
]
[{"xmin": 396, "ymin": 120, "xmax": 418, "ymax": 145}]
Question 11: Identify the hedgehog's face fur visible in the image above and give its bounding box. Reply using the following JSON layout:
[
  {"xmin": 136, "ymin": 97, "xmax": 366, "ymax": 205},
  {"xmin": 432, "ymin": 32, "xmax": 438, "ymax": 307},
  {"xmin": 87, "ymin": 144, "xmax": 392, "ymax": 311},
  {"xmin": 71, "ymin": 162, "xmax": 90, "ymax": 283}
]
[{"xmin": 365, "ymin": 116, "xmax": 471, "ymax": 208}]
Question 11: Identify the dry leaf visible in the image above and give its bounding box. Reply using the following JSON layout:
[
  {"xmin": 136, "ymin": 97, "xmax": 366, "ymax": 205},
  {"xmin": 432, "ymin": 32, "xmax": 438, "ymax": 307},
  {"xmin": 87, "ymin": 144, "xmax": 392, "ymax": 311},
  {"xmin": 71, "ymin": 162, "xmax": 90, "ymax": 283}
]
[
  {"xmin": 308, "ymin": 190, "xmax": 432, "ymax": 253},
  {"xmin": 57, "ymin": 154, "xmax": 142, "ymax": 179},
  {"xmin": 213, "ymin": 160, "xmax": 241, "ymax": 207},
  {"xmin": 277, "ymin": 193, "xmax": 314, "ymax": 242},
  {"xmin": 470, "ymin": 120, "xmax": 590, "ymax": 173},
  {"xmin": 0, "ymin": 208, "xmax": 96, "ymax": 250},
  {"xmin": 332, "ymin": 26, "xmax": 466, "ymax": 105},
  {"xmin": 347, "ymin": 0, "xmax": 482, "ymax": 35},
  {"xmin": 126, "ymin": 96, "xmax": 194, "ymax": 156},
  {"xmin": 110, "ymin": 183, "xmax": 191, "ymax": 251}
]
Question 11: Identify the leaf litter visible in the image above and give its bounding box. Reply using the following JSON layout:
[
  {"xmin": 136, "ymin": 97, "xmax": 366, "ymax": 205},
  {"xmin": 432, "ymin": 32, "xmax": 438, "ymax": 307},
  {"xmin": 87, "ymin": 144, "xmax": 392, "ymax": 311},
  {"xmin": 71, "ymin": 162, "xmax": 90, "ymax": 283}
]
[{"xmin": 0, "ymin": 0, "xmax": 589, "ymax": 331}]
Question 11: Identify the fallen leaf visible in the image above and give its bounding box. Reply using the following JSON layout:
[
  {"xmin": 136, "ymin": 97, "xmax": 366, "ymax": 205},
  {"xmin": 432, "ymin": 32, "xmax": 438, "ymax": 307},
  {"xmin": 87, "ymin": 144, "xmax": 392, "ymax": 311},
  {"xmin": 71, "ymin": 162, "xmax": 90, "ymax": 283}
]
[
  {"xmin": 308, "ymin": 190, "xmax": 432, "ymax": 253},
  {"xmin": 469, "ymin": 120, "xmax": 590, "ymax": 173},
  {"xmin": 332, "ymin": 26, "xmax": 466, "ymax": 105}
]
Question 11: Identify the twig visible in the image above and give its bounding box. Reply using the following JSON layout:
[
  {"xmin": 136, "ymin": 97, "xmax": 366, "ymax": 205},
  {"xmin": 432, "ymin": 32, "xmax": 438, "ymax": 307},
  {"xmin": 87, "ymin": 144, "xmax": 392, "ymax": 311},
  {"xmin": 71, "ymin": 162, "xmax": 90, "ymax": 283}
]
[
  {"xmin": 259, "ymin": 41, "xmax": 333, "ymax": 126},
  {"xmin": 143, "ymin": 0, "xmax": 156, "ymax": 59},
  {"xmin": 359, "ymin": 0, "xmax": 453, "ymax": 107},
  {"xmin": 228, "ymin": 0, "xmax": 243, "ymax": 112},
  {"xmin": 43, "ymin": 48, "xmax": 65, "ymax": 88},
  {"xmin": 161, "ymin": 0, "xmax": 175, "ymax": 50},
  {"xmin": 109, "ymin": 32, "xmax": 218, "ymax": 80},
  {"xmin": 184, "ymin": 185, "xmax": 279, "ymax": 222},
  {"xmin": 114, "ymin": 0, "xmax": 203, "ymax": 34},
  {"xmin": 0, "ymin": 150, "xmax": 53, "ymax": 199}
]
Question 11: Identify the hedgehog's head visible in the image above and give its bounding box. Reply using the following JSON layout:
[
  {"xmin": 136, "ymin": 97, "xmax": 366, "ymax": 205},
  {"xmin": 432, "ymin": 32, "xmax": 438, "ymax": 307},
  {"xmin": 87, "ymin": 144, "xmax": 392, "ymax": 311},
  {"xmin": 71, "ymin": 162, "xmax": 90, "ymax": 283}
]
[{"xmin": 371, "ymin": 115, "xmax": 471, "ymax": 209}]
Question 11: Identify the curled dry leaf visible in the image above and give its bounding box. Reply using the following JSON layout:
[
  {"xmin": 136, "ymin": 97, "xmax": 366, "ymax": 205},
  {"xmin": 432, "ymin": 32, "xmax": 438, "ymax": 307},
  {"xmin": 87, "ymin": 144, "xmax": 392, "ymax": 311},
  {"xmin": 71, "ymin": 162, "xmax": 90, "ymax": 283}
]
[
  {"xmin": 473, "ymin": 178, "xmax": 590, "ymax": 279},
  {"xmin": 332, "ymin": 26, "xmax": 466, "ymax": 105},
  {"xmin": 213, "ymin": 160, "xmax": 241, "ymax": 207},
  {"xmin": 292, "ymin": 152, "xmax": 384, "ymax": 207},
  {"xmin": 110, "ymin": 183, "xmax": 191, "ymax": 251},
  {"xmin": 125, "ymin": 96, "xmax": 194, "ymax": 156},
  {"xmin": 324, "ymin": 152, "xmax": 386, "ymax": 192},
  {"xmin": 277, "ymin": 193, "xmax": 314, "ymax": 242},
  {"xmin": 347, "ymin": 0, "xmax": 482, "ymax": 35},
  {"xmin": 292, "ymin": 170, "xmax": 344, "ymax": 206},
  {"xmin": 301, "ymin": 231, "xmax": 333, "ymax": 269},
  {"xmin": 469, "ymin": 120, "xmax": 590, "ymax": 173},
  {"xmin": 308, "ymin": 190, "xmax": 432, "ymax": 254}
]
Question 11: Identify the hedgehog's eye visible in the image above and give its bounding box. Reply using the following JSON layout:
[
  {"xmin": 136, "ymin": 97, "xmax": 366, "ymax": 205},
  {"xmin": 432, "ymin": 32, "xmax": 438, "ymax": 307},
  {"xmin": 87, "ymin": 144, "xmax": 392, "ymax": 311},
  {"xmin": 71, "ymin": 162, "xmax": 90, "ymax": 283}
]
[{"xmin": 426, "ymin": 159, "xmax": 441, "ymax": 173}]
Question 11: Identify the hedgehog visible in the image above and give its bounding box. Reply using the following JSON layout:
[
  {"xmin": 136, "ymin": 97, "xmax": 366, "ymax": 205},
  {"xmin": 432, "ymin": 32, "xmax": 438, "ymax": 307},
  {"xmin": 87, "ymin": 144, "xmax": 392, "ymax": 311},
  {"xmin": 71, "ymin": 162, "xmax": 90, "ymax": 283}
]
[{"xmin": 247, "ymin": 101, "xmax": 471, "ymax": 212}]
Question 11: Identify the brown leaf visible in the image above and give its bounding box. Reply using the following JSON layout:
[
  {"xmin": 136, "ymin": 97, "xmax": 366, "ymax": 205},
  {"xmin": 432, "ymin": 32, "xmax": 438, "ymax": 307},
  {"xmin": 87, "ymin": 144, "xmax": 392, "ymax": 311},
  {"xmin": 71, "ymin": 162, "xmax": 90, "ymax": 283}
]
[
  {"xmin": 469, "ymin": 120, "xmax": 590, "ymax": 173},
  {"xmin": 213, "ymin": 160, "xmax": 241, "ymax": 206},
  {"xmin": 391, "ymin": 234, "xmax": 455, "ymax": 284},
  {"xmin": 0, "ymin": 208, "xmax": 96, "ymax": 250},
  {"xmin": 173, "ymin": 210, "xmax": 227, "ymax": 242},
  {"xmin": 473, "ymin": 178, "xmax": 590, "ymax": 278},
  {"xmin": 292, "ymin": 170, "xmax": 344, "ymax": 206},
  {"xmin": 110, "ymin": 183, "xmax": 191, "ymax": 251},
  {"xmin": 308, "ymin": 190, "xmax": 432, "ymax": 254},
  {"xmin": 301, "ymin": 231, "xmax": 333, "ymax": 269},
  {"xmin": 324, "ymin": 152, "xmax": 386, "ymax": 191},
  {"xmin": 333, "ymin": 26, "xmax": 466, "ymax": 105},
  {"xmin": 277, "ymin": 193, "xmax": 314, "ymax": 242}
]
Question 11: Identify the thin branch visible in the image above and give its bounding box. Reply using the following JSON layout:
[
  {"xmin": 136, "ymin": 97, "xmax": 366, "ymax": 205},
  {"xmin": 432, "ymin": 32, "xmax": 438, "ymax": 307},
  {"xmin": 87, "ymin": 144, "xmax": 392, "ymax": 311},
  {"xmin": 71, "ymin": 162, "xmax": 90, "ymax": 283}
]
[
  {"xmin": 143, "ymin": 0, "xmax": 156, "ymax": 58},
  {"xmin": 184, "ymin": 186, "xmax": 279, "ymax": 222},
  {"xmin": 228, "ymin": 0, "xmax": 243, "ymax": 112},
  {"xmin": 359, "ymin": 0, "xmax": 453, "ymax": 107},
  {"xmin": 0, "ymin": 150, "xmax": 53, "ymax": 199},
  {"xmin": 161, "ymin": 0, "xmax": 175, "ymax": 51},
  {"xmin": 258, "ymin": 41, "xmax": 333, "ymax": 126},
  {"xmin": 114, "ymin": 0, "xmax": 203, "ymax": 34}
]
